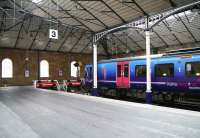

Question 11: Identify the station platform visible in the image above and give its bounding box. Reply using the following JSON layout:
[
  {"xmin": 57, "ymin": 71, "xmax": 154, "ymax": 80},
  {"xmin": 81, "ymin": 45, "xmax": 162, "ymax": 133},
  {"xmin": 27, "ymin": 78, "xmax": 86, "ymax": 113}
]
[{"xmin": 0, "ymin": 86, "xmax": 200, "ymax": 138}]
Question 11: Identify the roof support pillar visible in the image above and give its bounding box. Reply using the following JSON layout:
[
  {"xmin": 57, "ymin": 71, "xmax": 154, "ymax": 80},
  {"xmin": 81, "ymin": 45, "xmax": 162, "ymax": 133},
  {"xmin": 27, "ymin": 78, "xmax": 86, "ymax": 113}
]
[
  {"xmin": 145, "ymin": 17, "xmax": 152, "ymax": 104},
  {"xmin": 92, "ymin": 35, "xmax": 98, "ymax": 96}
]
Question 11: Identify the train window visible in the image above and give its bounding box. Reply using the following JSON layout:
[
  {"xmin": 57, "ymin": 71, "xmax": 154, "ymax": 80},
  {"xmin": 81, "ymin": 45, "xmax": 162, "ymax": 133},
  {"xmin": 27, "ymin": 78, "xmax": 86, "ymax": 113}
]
[
  {"xmin": 135, "ymin": 65, "xmax": 146, "ymax": 77},
  {"xmin": 84, "ymin": 69, "xmax": 88, "ymax": 78},
  {"xmin": 89, "ymin": 67, "xmax": 92, "ymax": 79},
  {"xmin": 124, "ymin": 64, "xmax": 129, "ymax": 77},
  {"xmin": 186, "ymin": 62, "xmax": 200, "ymax": 77},
  {"xmin": 155, "ymin": 64, "xmax": 174, "ymax": 77},
  {"xmin": 102, "ymin": 68, "xmax": 107, "ymax": 80},
  {"xmin": 117, "ymin": 65, "xmax": 121, "ymax": 77}
]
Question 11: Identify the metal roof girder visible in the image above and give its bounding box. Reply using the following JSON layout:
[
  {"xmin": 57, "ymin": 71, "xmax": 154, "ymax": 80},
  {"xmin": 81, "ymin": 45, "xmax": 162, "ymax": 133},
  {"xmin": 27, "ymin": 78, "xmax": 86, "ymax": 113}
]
[
  {"xmin": 94, "ymin": 20, "xmax": 145, "ymax": 42},
  {"xmin": 150, "ymin": 0, "xmax": 200, "ymax": 30}
]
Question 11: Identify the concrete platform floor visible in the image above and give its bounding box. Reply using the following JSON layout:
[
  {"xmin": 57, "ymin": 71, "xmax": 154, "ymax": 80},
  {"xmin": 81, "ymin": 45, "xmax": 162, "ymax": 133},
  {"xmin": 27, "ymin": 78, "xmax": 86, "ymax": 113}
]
[{"xmin": 0, "ymin": 87, "xmax": 200, "ymax": 138}]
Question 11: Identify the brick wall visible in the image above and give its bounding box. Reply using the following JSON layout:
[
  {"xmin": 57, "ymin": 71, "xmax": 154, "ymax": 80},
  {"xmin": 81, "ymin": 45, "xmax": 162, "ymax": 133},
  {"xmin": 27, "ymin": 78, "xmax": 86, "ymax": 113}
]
[{"xmin": 0, "ymin": 48, "xmax": 106, "ymax": 86}]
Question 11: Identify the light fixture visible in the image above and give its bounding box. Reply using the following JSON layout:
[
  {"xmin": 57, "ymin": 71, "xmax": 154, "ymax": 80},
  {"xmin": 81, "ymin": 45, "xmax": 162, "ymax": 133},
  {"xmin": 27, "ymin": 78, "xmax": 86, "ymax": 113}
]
[
  {"xmin": 32, "ymin": 0, "xmax": 42, "ymax": 3},
  {"xmin": 196, "ymin": 73, "xmax": 200, "ymax": 76},
  {"xmin": 162, "ymin": 73, "xmax": 167, "ymax": 77},
  {"xmin": 25, "ymin": 57, "xmax": 29, "ymax": 61}
]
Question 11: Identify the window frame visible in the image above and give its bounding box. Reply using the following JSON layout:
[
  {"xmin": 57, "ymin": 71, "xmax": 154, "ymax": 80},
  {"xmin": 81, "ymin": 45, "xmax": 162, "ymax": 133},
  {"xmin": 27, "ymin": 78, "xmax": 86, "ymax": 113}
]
[
  {"xmin": 155, "ymin": 63, "xmax": 174, "ymax": 78},
  {"xmin": 135, "ymin": 65, "xmax": 146, "ymax": 78},
  {"xmin": 117, "ymin": 65, "xmax": 121, "ymax": 77},
  {"xmin": 70, "ymin": 61, "xmax": 80, "ymax": 78},
  {"xmin": 185, "ymin": 61, "xmax": 200, "ymax": 77},
  {"xmin": 124, "ymin": 64, "xmax": 129, "ymax": 77},
  {"xmin": 89, "ymin": 67, "xmax": 92, "ymax": 79},
  {"xmin": 40, "ymin": 60, "xmax": 49, "ymax": 78},
  {"xmin": 1, "ymin": 58, "xmax": 13, "ymax": 78}
]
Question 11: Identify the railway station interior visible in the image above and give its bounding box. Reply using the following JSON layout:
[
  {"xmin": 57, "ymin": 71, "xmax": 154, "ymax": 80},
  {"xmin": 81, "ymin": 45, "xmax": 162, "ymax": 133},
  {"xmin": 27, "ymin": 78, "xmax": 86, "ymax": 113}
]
[{"xmin": 0, "ymin": 0, "xmax": 200, "ymax": 138}]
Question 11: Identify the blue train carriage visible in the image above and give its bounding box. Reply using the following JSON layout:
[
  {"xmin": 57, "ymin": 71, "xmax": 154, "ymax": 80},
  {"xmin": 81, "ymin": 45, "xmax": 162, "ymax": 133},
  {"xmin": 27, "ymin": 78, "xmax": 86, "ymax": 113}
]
[{"xmin": 84, "ymin": 53, "xmax": 200, "ymax": 101}]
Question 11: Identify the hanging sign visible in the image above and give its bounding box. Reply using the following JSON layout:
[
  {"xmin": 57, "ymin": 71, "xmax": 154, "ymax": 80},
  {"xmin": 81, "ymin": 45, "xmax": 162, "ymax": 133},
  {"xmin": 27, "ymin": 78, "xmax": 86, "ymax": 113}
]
[
  {"xmin": 25, "ymin": 70, "xmax": 30, "ymax": 78},
  {"xmin": 59, "ymin": 70, "xmax": 63, "ymax": 77},
  {"xmin": 49, "ymin": 29, "xmax": 58, "ymax": 39}
]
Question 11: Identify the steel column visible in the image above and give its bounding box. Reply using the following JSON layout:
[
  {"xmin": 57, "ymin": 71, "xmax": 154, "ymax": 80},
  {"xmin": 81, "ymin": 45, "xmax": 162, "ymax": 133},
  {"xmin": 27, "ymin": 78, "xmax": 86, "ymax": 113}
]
[
  {"xmin": 37, "ymin": 50, "xmax": 40, "ymax": 80},
  {"xmin": 145, "ymin": 17, "xmax": 152, "ymax": 104},
  {"xmin": 92, "ymin": 36, "xmax": 98, "ymax": 96}
]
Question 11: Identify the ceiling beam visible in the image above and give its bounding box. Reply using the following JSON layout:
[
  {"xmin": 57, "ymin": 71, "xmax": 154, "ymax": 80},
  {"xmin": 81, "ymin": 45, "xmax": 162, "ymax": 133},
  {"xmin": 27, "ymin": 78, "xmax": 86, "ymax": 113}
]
[
  {"xmin": 0, "ymin": 12, "xmax": 6, "ymax": 33},
  {"xmin": 100, "ymin": 0, "xmax": 126, "ymax": 23},
  {"xmin": 57, "ymin": 28, "xmax": 75, "ymax": 52},
  {"xmin": 4, "ymin": 20, "xmax": 24, "ymax": 31},
  {"xmin": 131, "ymin": 0, "xmax": 148, "ymax": 15},
  {"xmin": 68, "ymin": 31, "xmax": 85, "ymax": 52},
  {"xmin": 162, "ymin": 20, "xmax": 183, "ymax": 45},
  {"xmin": 135, "ymin": 30, "xmax": 156, "ymax": 48},
  {"xmin": 74, "ymin": 2, "xmax": 108, "ymax": 28},
  {"xmin": 167, "ymin": 0, "xmax": 177, "ymax": 8},
  {"xmin": 4, "ymin": 15, "xmax": 32, "ymax": 32},
  {"xmin": 79, "ymin": 38, "xmax": 93, "ymax": 53},
  {"xmin": 153, "ymin": 29, "xmax": 169, "ymax": 47},
  {"xmin": 24, "ymin": 16, "xmax": 33, "ymax": 34},
  {"xmin": 44, "ymin": 22, "xmax": 62, "ymax": 51},
  {"xmin": 130, "ymin": 1, "xmax": 168, "ymax": 48},
  {"xmin": 127, "ymin": 34, "xmax": 144, "ymax": 50},
  {"xmin": 30, "ymin": 1, "xmax": 63, "ymax": 24},
  {"xmin": 43, "ymin": 39, "xmax": 51, "ymax": 51},
  {"xmin": 9, "ymin": 0, "xmax": 90, "ymax": 32},
  {"xmin": 51, "ymin": 0, "xmax": 94, "ymax": 31},
  {"xmin": 175, "ymin": 14, "xmax": 197, "ymax": 42},
  {"xmin": 100, "ymin": 37, "xmax": 111, "ymax": 58},
  {"xmin": 61, "ymin": 27, "xmax": 69, "ymax": 38},
  {"xmin": 29, "ymin": 20, "xmax": 44, "ymax": 50},
  {"xmin": 122, "ymin": 1, "xmax": 168, "ymax": 49},
  {"xmin": 13, "ymin": 15, "xmax": 27, "ymax": 48},
  {"xmin": 102, "ymin": 43, "xmax": 111, "ymax": 58},
  {"xmin": 113, "ymin": 34, "xmax": 132, "ymax": 53}
]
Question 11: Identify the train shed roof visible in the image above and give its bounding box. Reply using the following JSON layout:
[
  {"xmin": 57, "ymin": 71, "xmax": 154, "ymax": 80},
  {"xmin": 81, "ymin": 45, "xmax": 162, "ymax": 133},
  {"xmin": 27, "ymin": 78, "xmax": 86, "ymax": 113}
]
[{"xmin": 0, "ymin": 0, "xmax": 199, "ymax": 55}]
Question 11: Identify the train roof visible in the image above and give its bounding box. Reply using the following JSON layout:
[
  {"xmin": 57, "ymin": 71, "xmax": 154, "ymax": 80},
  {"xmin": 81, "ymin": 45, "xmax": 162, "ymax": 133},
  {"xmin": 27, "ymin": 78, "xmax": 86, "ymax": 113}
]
[
  {"xmin": 98, "ymin": 52, "xmax": 200, "ymax": 63},
  {"xmin": 98, "ymin": 48, "xmax": 200, "ymax": 64},
  {"xmin": 98, "ymin": 54, "xmax": 164, "ymax": 63}
]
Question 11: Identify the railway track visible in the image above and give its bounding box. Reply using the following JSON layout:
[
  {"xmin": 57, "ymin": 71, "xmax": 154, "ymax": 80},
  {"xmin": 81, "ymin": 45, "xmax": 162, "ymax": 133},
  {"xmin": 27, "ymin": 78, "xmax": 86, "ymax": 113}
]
[
  {"xmin": 73, "ymin": 87, "xmax": 200, "ymax": 111},
  {"xmin": 172, "ymin": 101, "xmax": 200, "ymax": 111},
  {"xmin": 102, "ymin": 95, "xmax": 200, "ymax": 112}
]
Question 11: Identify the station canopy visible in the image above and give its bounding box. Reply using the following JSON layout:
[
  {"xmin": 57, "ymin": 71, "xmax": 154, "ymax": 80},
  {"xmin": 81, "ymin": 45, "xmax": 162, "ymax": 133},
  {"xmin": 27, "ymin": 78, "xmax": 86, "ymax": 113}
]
[{"xmin": 0, "ymin": 0, "xmax": 199, "ymax": 56}]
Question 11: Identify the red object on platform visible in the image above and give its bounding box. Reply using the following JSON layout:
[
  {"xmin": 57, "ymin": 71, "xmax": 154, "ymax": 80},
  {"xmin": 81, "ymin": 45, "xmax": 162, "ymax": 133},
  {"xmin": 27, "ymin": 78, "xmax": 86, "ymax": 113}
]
[
  {"xmin": 67, "ymin": 80, "xmax": 81, "ymax": 87},
  {"xmin": 36, "ymin": 80, "xmax": 57, "ymax": 89}
]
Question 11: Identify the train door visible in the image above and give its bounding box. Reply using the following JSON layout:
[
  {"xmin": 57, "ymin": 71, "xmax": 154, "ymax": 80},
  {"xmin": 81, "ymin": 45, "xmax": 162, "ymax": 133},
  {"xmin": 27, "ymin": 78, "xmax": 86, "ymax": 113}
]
[{"xmin": 116, "ymin": 61, "xmax": 130, "ymax": 88}]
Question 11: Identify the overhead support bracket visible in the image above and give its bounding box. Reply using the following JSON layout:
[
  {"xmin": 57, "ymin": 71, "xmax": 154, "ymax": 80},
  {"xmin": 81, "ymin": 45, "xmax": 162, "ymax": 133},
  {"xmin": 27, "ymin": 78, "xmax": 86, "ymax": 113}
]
[{"xmin": 94, "ymin": 19, "xmax": 145, "ymax": 43}]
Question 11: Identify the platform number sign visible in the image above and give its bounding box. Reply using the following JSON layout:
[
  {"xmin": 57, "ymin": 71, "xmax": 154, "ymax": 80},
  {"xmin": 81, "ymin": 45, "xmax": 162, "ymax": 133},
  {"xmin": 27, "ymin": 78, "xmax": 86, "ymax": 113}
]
[{"xmin": 49, "ymin": 29, "xmax": 58, "ymax": 39}]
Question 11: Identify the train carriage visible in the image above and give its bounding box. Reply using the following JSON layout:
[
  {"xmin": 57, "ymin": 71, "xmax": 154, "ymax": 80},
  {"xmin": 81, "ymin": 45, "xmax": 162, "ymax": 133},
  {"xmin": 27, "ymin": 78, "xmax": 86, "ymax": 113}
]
[{"xmin": 84, "ymin": 53, "xmax": 200, "ymax": 101}]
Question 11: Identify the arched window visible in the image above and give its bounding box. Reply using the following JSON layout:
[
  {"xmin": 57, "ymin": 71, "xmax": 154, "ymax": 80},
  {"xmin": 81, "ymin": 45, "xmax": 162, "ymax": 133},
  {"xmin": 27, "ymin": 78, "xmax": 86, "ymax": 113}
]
[
  {"xmin": 40, "ymin": 60, "xmax": 49, "ymax": 77},
  {"xmin": 71, "ymin": 61, "xmax": 80, "ymax": 77},
  {"xmin": 2, "ymin": 58, "xmax": 13, "ymax": 78}
]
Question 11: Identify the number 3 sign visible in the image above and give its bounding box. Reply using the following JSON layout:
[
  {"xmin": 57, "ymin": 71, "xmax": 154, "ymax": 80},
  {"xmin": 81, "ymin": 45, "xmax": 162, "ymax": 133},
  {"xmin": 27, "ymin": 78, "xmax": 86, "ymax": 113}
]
[{"xmin": 49, "ymin": 29, "xmax": 58, "ymax": 39}]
